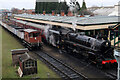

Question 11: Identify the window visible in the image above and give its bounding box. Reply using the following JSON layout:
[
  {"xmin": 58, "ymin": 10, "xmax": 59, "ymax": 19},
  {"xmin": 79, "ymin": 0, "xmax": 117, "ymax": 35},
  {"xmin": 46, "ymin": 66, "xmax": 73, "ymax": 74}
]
[
  {"xmin": 25, "ymin": 60, "xmax": 35, "ymax": 68},
  {"xmin": 29, "ymin": 33, "xmax": 33, "ymax": 38},
  {"xmin": 29, "ymin": 33, "xmax": 40, "ymax": 38},
  {"xmin": 33, "ymin": 33, "xmax": 40, "ymax": 37}
]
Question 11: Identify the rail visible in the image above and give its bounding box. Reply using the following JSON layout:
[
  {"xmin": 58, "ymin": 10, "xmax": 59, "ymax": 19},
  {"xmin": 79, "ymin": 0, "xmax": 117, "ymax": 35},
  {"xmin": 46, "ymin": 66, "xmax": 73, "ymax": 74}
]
[{"xmin": 33, "ymin": 51, "xmax": 88, "ymax": 80}]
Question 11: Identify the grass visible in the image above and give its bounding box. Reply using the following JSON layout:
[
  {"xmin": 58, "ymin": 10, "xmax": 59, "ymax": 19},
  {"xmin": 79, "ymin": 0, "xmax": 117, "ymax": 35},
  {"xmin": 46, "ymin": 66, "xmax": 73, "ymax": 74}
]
[
  {"xmin": 1, "ymin": 27, "xmax": 60, "ymax": 79},
  {"xmin": 2, "ymin": 27, "xmax": 24, "ymax": 78}
]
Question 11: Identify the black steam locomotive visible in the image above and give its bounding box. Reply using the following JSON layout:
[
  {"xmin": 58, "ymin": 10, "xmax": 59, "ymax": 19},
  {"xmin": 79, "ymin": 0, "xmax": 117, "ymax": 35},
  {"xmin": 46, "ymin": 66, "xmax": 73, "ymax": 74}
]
[{"xmin": 48, "ymin": 27, "xmax": 117, "ymax": 69}]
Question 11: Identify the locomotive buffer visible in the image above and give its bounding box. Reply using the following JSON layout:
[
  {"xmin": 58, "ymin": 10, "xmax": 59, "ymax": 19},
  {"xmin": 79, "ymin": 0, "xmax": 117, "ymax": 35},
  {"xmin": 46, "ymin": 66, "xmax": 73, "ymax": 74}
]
[{"xmin": 114, "ymin": 49, "xmax": 120, "ymax": 80}]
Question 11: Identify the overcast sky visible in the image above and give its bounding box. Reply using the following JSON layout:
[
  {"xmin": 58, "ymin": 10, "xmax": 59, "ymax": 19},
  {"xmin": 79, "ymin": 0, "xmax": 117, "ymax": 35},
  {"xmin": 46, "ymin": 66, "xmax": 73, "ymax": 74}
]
[{"xmin": 0, "ymin": 0, "xmax": 120, "ymax": 9}]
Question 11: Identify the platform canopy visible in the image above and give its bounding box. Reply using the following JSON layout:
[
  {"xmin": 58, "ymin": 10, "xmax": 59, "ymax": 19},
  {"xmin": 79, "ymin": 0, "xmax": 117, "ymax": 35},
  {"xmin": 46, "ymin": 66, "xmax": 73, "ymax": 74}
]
[{"xmin": 14, "ymin": 14, "xmax": 120, "ymax": 30}]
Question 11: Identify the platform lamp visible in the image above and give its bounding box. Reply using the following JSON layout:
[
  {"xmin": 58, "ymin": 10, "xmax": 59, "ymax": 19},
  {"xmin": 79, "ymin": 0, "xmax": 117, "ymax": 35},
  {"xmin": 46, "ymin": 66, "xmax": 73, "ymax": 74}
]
[{"xmin": 114, "ymin": 48, "xmax": 120, "ymax": 80}]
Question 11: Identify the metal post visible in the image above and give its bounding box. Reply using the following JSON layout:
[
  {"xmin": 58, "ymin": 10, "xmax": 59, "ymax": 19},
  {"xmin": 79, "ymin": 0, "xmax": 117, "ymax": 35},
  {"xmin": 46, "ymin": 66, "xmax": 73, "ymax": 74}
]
[
  {"xmin": 108, "ymin": 30, "xmax": 110, "ymax": 41},
  {"xmin": 114, "ymin": 32, "xmax": 115, "ymax": 47},
  {"xmin": 114, "ymin": 31, "xmax": 116, "ymax": 47},
  {"xmin": 118, "ymin": 26, "xmax": 120, "ymax": 47},
  {"xmin": 114, "ymin": 49, "xmax": 120, "ymax": 80}
]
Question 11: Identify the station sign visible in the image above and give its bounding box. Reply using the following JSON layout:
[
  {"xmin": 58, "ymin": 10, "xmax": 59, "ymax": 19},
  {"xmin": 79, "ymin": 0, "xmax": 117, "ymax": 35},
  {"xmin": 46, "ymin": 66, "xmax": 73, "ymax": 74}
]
[{"xmin": 18, "ymin": 67, "xmax": 23, "ymax": 77}]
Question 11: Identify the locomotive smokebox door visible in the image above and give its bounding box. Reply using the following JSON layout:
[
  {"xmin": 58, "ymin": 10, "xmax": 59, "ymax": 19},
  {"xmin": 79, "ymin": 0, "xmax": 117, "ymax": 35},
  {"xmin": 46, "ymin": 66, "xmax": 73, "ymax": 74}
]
[{"xmin": 114, "ymin": 49, "xmax": 120, "ymax": 80}]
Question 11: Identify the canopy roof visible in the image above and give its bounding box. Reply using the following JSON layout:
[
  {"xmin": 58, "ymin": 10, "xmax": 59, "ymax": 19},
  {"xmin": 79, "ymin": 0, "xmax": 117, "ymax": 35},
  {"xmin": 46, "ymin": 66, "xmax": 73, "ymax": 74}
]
[{"xmin": 14, "ymin": 14, "xmax": 120, "ymax": 30}]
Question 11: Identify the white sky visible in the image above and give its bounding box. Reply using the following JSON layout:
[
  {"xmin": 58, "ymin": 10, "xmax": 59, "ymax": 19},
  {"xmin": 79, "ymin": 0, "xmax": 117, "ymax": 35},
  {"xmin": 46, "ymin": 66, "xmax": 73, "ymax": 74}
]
[{"xmin": 0, "ymin": 0, "xmax": 120, "ymax": 9}]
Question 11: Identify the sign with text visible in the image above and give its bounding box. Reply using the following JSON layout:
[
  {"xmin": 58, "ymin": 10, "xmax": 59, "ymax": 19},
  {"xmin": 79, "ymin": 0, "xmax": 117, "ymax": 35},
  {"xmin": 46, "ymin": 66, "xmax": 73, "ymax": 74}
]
[{"xmin": 18, "ymin": 67, "xmax": 23, "ymax": 77}]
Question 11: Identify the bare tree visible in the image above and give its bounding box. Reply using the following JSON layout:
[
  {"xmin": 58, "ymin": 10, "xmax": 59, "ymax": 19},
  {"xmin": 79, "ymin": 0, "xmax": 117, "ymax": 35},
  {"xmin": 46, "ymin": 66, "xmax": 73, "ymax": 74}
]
[
  {"xmin": 11, "ymin": 8, "xmax": 19, "ymax": 14},
  {"xmin": 69, "ymin": 0, "xmax": 81, "ymax": 15}
]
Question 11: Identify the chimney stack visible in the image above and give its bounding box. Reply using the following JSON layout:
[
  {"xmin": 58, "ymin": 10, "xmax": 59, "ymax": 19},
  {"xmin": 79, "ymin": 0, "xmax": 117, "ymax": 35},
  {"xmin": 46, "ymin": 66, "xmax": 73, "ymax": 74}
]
[
  {"xmin": 61, "ymin": 10, "xmax": 65, "ymax": 16},
  {"xmin": 43, "ymin": 11, "xmax": 46, "ymax": 15},
  {"xmin": 67, "ymin": 11, "xmax": 73, "ymax": 16},
  {"xmin": 52, "ymin": 11, "xmax": 55, "ymax": 16}
]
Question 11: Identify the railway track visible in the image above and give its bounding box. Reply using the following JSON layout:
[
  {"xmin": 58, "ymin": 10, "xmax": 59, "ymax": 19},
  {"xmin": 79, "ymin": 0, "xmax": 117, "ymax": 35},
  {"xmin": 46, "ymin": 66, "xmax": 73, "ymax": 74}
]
[
  {"xmin": 41, "ymin": 45, "xmax": 118, "ymax": 79},
  {"xmin": 103, "ymin": 69, "xmax": 117, "ymax": 79},
  {"xmin": 33, "ymin": 51, "xmax": 88, "ymax": 80},
  {"xmin": 105, "ymin": 71, "xmax": 117, "ymax": 79}
]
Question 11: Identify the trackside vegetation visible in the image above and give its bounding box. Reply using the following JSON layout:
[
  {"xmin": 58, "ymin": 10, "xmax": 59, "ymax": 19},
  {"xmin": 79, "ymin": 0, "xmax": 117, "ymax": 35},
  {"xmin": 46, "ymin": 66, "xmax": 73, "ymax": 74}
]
[{"xmin": 2, "ymin": 27, "xmax": 60, "ymax": 79}]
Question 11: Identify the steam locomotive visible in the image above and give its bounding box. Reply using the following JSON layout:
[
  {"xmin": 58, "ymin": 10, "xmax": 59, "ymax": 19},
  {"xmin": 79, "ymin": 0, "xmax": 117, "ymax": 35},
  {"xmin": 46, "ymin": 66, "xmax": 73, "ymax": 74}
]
[{"xmin": 48, "ymin": 28, "xmax": 117, "ymax": 69}]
